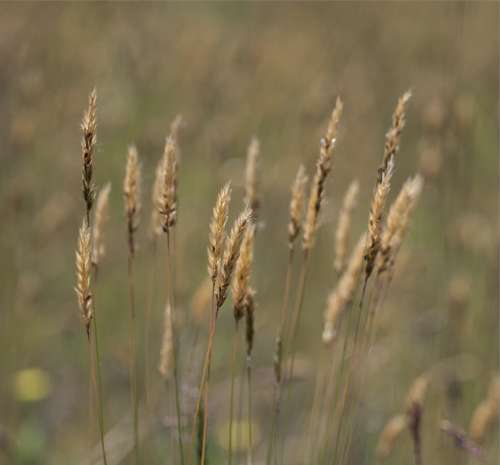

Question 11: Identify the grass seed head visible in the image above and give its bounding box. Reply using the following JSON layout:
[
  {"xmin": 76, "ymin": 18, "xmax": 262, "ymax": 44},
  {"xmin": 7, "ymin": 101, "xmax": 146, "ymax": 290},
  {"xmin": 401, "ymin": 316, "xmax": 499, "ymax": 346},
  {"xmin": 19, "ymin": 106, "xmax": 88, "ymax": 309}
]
[
  {"xmin": 81, "ymin": 88, "xmax": 97, "ymax": 217},
  {"xmin": 75, "ymin": 220, "xmax": 93, "ymax": 338}
]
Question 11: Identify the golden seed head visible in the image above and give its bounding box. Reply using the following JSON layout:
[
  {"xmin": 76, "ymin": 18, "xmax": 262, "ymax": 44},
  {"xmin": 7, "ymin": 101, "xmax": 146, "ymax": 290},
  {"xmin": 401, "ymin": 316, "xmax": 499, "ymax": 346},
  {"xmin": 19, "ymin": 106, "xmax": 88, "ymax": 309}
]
[
  {"xmin": 216, "ymin": 209, "xmax": 251, "ymax": 310},
  {"xmin": 158, "ymin": 135, "xmax": 178, "ymax": 232},
  {"xmin": 377, "ymin": 174, "xmax": 423, "ymax": 275},
  {"xmin": 334, "ymin": 180, "xmax": 359, "ymax": 274},
  {"xmin": 469, "ymin": 399, "xmax": 497, "ymax": 443},
  {"xmin": 81, "ymin": 88, "xmax": 97, "ymax": 215},
  {"xmin": 232, "ymin": 224, "xmax": 255, "ymax": 322},
  {"xmin": 75, "ymin": 220, "xmax": 93, "ymax": 337},
  {"xmin": 288, "ymin": 165, "xmax": 308, "ymax": 248},
  {"xmin": 158, "ymin": 302, "xmax": 173, "ymax": 380},
  {"xmin": 124, "ymin": 145, "xmax": 141, "ymax": 255},
  {"xmin": 381, "ymin": 90, "xmax": 411, "ymax": 172},
  {"xmin": 376, "ymin": 414, "xmax": 408, "ymax": 460},
  {"xmin": 405, "ymin": 375, "xmax": 430, "ymax": 412},
  {"xmin": 325, "ymin": 96, "xmax": 344, "ymax": 148},
  {"xmin": 323, "ymin": 233, "xmax": 366, "ymax": 344},
  {"xmin": 244, "ymin": 137, "xmax": 260, "ymax": 220},
  {"xmin": 92, "ymin": 182, "xmax": 111, "ymax": 267},
  {"xmin": 207, "ymin": 182, "xmax": 232, "ymax": 284},
  {"xmin": 303, "ymin": 97, "xmax": 343, "ymax": 252},
  {"xmin": 365, "ymin": 156, "xmax": 394, "ymax": 280}
]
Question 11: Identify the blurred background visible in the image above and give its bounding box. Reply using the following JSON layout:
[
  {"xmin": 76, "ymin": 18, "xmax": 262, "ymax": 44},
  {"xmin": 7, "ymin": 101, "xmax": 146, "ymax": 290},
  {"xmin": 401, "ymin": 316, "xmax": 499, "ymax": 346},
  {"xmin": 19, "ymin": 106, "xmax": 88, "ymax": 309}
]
[{"xmin": 0, "ymin": 2, "xmax": 498, "ymax": 465}]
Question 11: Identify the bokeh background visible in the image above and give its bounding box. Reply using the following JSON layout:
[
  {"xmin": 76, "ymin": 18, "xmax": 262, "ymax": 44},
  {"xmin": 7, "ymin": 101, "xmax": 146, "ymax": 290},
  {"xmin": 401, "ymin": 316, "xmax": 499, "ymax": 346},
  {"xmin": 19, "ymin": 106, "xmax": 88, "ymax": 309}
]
[{"xmin": 0, "ymin": 2, "xmax": 498, "ymax": 465}]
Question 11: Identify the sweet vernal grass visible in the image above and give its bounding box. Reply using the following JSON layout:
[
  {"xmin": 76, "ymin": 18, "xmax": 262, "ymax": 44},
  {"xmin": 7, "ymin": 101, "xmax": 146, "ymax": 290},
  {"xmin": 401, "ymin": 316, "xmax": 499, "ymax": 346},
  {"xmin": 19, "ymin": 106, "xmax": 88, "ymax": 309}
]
[{"xmin": 67, "ymin": 89, "xmax": 479, "ymax": 465}]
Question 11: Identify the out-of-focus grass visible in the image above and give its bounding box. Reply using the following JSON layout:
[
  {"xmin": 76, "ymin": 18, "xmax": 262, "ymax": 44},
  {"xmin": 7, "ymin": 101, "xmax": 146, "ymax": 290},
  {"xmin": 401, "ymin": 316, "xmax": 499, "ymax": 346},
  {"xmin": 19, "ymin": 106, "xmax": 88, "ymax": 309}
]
[{"xmin": 0, "ymin": 3, "xmax": 497, "ymax": 465}]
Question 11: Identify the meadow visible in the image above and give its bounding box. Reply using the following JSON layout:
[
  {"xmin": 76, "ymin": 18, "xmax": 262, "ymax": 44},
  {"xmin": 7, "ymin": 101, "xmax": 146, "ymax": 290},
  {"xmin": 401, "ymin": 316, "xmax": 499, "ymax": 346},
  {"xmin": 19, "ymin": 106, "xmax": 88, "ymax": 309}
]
[{"xmin": 0, "ymin": 3, "xmax": 498, "ymax": 465}]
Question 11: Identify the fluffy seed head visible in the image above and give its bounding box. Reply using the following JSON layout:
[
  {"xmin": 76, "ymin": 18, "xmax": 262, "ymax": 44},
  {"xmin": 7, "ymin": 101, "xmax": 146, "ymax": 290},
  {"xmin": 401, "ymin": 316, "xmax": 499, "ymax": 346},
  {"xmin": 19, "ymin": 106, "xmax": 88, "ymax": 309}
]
[
  {"xmin": 123, "ymin": 145, "xmax": 141, "ymax": 255},
  {"xmin": 92, "ymin": 183, "xmax": 111, "ymax": 268},
  {"xmin": 376, "ymin": 414, "xmax": 408, "ymax": 460},
  {"xmin": 232, "ymin": 225, "xmax": 255, "ymax": 323},
  {"xmin": 303, "ymin": 97, "xmax": 343, "ymax": 252},
  {"xmin": 158, "ymin": 303, "xmax": 173, "ymax": 380},
  {"xmin": 378, "ymin": 174, "xmax": 423, "ymax": 275},
  {"xmin": 216, "ymin": 209, "xmax": 251, "ymax": 310},
  {"xmin": 75, "ymin": 220, "xmax": 93, "ymax": 338},
  {"xmin": 469, "ymin": 399, "xmax": 498, "ymax": 443},
  {"xmin": 334, "ymin": 180, "xmax": 359, "ymax": 274},
  {"xmin": 288, "ymin": 165, "xmax": 308, "ymax": 249},
  {"xmin": 158, "ymin": 135, "xmax": 178, "ymax": 232},
  {"xmin": 323, "ymin": 233, "xmax": 366, "ymax": 344},
  {"xmin": 364, "ymin": 156, "xmax": 394, "ymax": 280},
  {"xmin": 381, "ymin": 90, "xmax": 412, "ymax": 174},
  {"xmin": 207, "ymin": 182, "xmax": 231, "ymax": 284},
  {"xmin": 81, "ymin": 88, "xmax": 97, "ymax": 216},
  {"xmin": 244, "ymin": 137, "xmax": 260, "ymax": 220}
]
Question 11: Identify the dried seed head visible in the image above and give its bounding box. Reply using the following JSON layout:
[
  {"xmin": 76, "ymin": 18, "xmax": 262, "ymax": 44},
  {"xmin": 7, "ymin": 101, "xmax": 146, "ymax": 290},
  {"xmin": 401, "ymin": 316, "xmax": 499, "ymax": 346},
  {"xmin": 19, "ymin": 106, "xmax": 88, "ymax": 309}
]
[
  {"xmin": 381, "ymin": 90, "xmax": 411, "ymax": 174},
  {"xmin": 158, "ymin": 303, "xmax": 173, "ymax": 380},
  {"xmin": 323, "ymin": 233, "xmax": 366, "ymax": 344},
  {"xmin": 469, "ymin": 399, "xmax": 497, "ymax": 443},
  {"xmin": 75, "ymin": 220, "xmax": 93, "ymax": 338},
  {"xmin": 378, "ymin": 175, "xmax": 423, "ymax": 275},
  {"xmin": 405, "ymin": 375, "xmax": 430, "ymax": 412},
  {"xmin": 376, "ymin": 414, "xmax": 408, "ymax": 460},
  {"xmin": 405, "ymin": 374, "xmax": 428, "ymax": 465},
  {"xmin": 325, "ymin": 96, "xmax": 344, "ymax": 148},
  {"xmin": 158, "ymin": 135, "xmax": 178, "ymax": 232},
  {"xmin": 169, "ymin": 114, "xmax": 183, "ymax": 142},
  {"xmin": 81, "ymin": 88, "xmax": 97, "ymax": 216},
  {"xmin": 92, "ymin": 183, "xmax": 111, "ymax": 268},
  {"xmin": 364, "ymin": 156, "xmax": 394, "ymax": 280},
  {"xmin": 207, "ymin": 182, "xmax": 231, "ymax": 284},
  {"xmin": 334, "ymin": 180, "xmax": 359, "ymax": 274},
  {"xmin": 244, "ymin": 137, "xmax": 260, "ymax": 220},
  {"xmin": 303, "ymin": 98, "xmax": 343, "ymax": 252},
  {"xmin": 123, "ymin": 146, "xmax": 141, "ymax": 255},
  {"xmin": 216, "ymin": 209, "xmax": 251, "ymax": 310},
  {"xmin": 288, "ymin": 165, "xmax": 308, "ymax": 249},
  {"xmin": 232, "ymin": 225, "xmax": 255, "ymax": 323}
]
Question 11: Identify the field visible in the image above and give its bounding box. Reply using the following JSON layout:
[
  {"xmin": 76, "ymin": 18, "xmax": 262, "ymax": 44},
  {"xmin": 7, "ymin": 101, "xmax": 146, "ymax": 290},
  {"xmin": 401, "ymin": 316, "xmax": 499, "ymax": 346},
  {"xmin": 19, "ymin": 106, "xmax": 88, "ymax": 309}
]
[{"xmin": 0, "ymin": 3, "xmax": 498, "ymax": 465}]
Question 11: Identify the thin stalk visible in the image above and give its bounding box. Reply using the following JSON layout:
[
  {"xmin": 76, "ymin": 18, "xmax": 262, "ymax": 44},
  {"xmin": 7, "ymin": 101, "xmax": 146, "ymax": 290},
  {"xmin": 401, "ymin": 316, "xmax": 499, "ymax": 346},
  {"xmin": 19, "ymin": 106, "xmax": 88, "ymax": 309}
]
[
  {"xmin": 127, "ymin": 254, "xmax": 139, "ymax": 465},
  {"xmin": 144, "ymin": 238, "xmax": 158, "ymax": 410},
  {"xmin": 266, "ymin": 247, "xmax": 294, "ymax": 465},
  {"xmin": 200, "ymin": 291, "xmax": 218, "ymax": 465},
  {"xmin": 92, "ymin": 306, "xmax": 108, "ymax": 465},
  {"xmin": 284, "ymin": 249, "xmax": 310, "ymax": 381},
  {"xmin": 278, "ymin": 250, "xmax": 310, "ymax": 465},
  {"xmin": 246, "ymin": 357, "xmax": 253, "ymax": 465},
  {"xmin": 304, "ymin": 351, "xmax": 327, "ymax": 465},
  {"xmin": 228, "ymin": 323, "xmax": 240, "ymax": 465},
  {"xmin": 166, "ymin": 231, "xmax": 185, "ymax": 465},
  {"xmin": 317, "ymin": 302, "xmax": 355, "ymax": 465}
]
